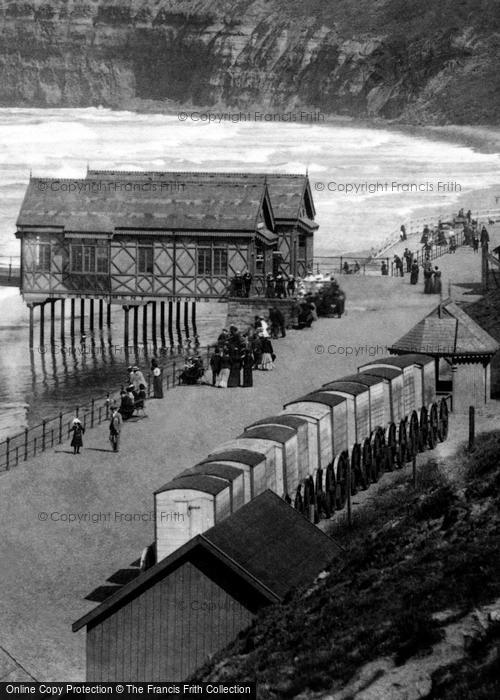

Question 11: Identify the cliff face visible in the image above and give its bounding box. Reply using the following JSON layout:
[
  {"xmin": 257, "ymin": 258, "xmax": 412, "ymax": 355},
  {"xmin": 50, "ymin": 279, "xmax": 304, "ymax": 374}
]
[{"xmin": 0, "ymin": 0, "xmax": 499, "ymax": 124}]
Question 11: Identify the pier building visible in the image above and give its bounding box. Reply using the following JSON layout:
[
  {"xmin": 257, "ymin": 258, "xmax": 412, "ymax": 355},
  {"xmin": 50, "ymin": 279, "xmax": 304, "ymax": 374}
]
[{"xmin": 15, "ymin": 171, "xmax": 317, "ymax": 348}]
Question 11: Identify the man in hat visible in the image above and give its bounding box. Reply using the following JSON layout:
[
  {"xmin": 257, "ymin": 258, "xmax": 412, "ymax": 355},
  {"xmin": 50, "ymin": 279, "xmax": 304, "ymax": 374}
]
[{"xmin": 109, "ymin": 404, "xmax": 122, "ymax": 452}]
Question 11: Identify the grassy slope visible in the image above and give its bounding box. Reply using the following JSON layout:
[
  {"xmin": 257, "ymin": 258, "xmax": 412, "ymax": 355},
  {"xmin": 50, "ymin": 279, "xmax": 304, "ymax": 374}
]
[{"xmin": 194, "ymin": 435, "xmax": 500, "ymax": 698}]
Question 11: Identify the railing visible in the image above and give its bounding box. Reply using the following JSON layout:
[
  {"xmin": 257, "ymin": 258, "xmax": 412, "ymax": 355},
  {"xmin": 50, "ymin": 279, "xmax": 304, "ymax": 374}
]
[
  {"xmin": 0, "ymin": 255, "xmax": 20, "ymax": 284},
  {"xmin": 372, "ymin": 208, "xmax": 500, "ymax": 258},
  {"xmin": 314, "ymin": 256, "xmax": 390, "ymax": 277},
  {"xmin": 0, "ymin": 348, "xmax": 213, "ymax": 472}
]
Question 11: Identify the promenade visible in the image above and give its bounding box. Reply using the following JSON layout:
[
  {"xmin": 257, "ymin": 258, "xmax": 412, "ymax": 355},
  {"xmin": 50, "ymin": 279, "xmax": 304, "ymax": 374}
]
[{"xmin": 0, "ymin": 242, "xmax": 492, "ymax": 681}]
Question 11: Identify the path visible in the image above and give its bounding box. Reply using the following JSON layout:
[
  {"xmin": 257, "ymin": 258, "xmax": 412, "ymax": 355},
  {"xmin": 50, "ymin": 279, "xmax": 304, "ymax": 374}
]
[{"xmin": 0, "ymin": 245, "xmax": 487, "ymax": 681}]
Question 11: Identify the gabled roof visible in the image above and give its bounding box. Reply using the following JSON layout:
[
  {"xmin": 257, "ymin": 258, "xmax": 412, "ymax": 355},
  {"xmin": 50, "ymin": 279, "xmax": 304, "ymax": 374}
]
[
  {"xmin": 321, "ymin": 381, "xmax": 369, "ymax": 397},
  {"xmin": 73, "ymin": 491, "xmax": 339, "ymax": 632},
  {"xmin": 247, "ymin": 415, "xmax": 309, "ymax": 431},
  {"xmin": 86, "ymin": 170, "xmax": 315, "ymax": 222},
  {"xmin": 389, "ymin": 300, "xmax": 499, "ymax": 358},
  {"xmin": 180, "ymin": 463, "xmax": 243, "ymax": 483},
  {"xmin": 202, "ymin": 449, "xmax": 266, "ymax": 466},
  {"xmin": 17, "ymin": 178, "xmax": 277, "ymax": 238},
  {"xmin": 239, "ymin": 425, "xmax": 297, "ymax": 444},
  {"xmin": 323, "ymin": 373, "xmax": 385, "ymax": 388},
  {"xmin": 154, "ymin": 474, "xmax": 227, "ymax": 496},
  {"xmin": 364, "ymin": 354, "xmax": 434, "ymax": 369}
]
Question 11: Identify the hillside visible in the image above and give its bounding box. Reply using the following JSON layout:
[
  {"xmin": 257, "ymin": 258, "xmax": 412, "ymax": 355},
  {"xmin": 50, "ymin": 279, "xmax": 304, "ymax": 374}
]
[
  {"xmin": 0, "ymin": 0, "xmax": 499, "ymax": 124},
  {"xmin": 194, "ymin": 433, "xmax": 500, "ymax": 698}
]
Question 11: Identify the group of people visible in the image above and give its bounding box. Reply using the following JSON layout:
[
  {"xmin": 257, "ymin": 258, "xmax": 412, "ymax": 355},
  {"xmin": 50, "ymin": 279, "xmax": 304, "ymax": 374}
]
[
  {"xmin": 209, "ymin": 321, "xmax": 276, "ymax": 388},
  {"xmin": 229, "ymin": 270, "xmax": 297, "ymax": 298},
  {"xmin": 342, "ymin": 260, "xmax": 361, "ymax": 274}
]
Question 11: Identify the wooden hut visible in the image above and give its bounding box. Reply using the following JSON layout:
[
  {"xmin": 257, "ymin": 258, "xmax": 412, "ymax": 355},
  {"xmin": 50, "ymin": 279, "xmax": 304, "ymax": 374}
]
[
  {"xmin": 72, "ymin": 491, "xmax": 340, "ymax": 682},
  {"xmin": 389, "ymin": 300, "xmax": 499, "ymax": 412}
]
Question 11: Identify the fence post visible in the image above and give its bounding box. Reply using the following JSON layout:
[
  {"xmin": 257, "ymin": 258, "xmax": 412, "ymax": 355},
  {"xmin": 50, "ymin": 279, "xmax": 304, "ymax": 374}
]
[
  {"xmin": 59, "ymin": 413, "xmax": 63, "ymax": 444},
  {"xmin": 91, "ymin": 398, "xmax": 95, "ymax": 428},
  {"xmin": 51, "ymin": 429, "xmax": 54, "ymax": 447},
  {"xmin": 98, "ymin": 406, "xmax": 102, "ymax": 425},
  {"xmin": 346, "ymin": 458, "xmax": 352, "ymax": 527},
  {"xmin": 42, "ymin": 420, "xmax": 46, "ymax": 451},
  {"xmin": 172, "ymin": 361, "xmax": 176, "ymax": 384},
  {"xmin": 5, "ymin": 437, "xmax": 10, "ymax": 471},
  {"xmin": 147, "ymin": 372, "xmax": 151, "ymax": 398},
  {"xmin": 105, "ymin": 393, "xmax": 110, "ymax": 420},
  {"xmin": 24, "ymin": 428, "xmax": 28, "ymax": 461},
  {"xmin": 33, "ymin": 436, "xmax": 37, "ymax": 456},
  {"xmin": 468, "ymin": 406, "xmax": 475, "ymax": 450}
]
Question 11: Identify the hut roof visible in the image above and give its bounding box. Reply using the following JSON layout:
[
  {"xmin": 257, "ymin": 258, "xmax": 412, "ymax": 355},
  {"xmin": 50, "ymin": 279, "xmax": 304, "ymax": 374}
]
[
  {"xmin": 154, "ymin": 474, "xmax": 227, "ymax": 496},
  {"xmin": 389, "ymin": 300, "xmax": 499, "ymax": 358},
  {"xmin": 247, "ymin": 415, "xmax": 309, "ymax": 431},
  {"xmin": 202, "ymin": 449, "xmax": 266, "ymax": 467},
  {"xmin": 182, "ymin": 463, "xmax": 243, "ymax": 482},
  {"xmin": 357, "ymin": 366, "xmax": 402, "ymax": 380},
  {"xmin": 239, "ymin": 425, "xmax": 297, "ymax": 444},
  {"xmin": 73, "ymin": 491, "xmax": 339, "ymax": 632},
  {"xmin": 17, "ymin": 178, "xmax": 278, "ymax": 240},
  {"xmin": 86, "ymin": 170, "xmax": 316, "ymax": 222}
]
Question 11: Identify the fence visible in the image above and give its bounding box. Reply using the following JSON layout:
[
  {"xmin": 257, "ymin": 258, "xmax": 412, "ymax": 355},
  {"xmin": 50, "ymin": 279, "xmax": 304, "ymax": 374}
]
[
  {"xmin": 0, "ymin": 255, "xmax": 20, "ymax": 285},
  {"xmin": 0, "ymin": 349, "xmax": 213, "ymax": 472}
]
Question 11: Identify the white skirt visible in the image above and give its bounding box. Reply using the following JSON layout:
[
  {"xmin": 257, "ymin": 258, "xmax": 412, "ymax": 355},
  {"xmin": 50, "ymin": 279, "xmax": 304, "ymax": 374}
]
[{"xmin": 259, "ymin": 353, "xmax": 274, "ymax": 370}]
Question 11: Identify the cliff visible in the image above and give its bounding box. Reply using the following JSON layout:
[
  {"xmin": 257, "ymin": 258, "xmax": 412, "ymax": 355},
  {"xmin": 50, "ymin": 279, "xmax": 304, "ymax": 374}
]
[{"xmin": 0, "ymin": 0, "xmax": 499, "ymax": 124}]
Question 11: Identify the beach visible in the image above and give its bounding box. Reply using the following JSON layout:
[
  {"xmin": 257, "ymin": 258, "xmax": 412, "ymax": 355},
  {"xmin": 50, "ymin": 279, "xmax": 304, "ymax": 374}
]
[{"xmin": 0, "ymin": 241, "xmax": 493, "ymax": 681}]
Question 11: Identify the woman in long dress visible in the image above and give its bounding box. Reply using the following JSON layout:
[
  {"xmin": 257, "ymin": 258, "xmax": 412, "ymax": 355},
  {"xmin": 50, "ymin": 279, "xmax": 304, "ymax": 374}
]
[
  {"xmin": 259, "ymin": 336, "xmax": 274, "ymax": 370},
  {"xmin": 217, "ymin": 350, "xmax": 231, "ymax": 388},
  {"xmin": 151, "ymin": 359, "xmax": 163, "ymax": 398},
  {"xmin": 433, "ymin": 267, "xmax": 442, "ymax": 294},
  {"xmin": 423, "ymin": 265, "xmax": 433, "ymax": 294},
  {"xmin": 242, "ymin": 346, "xmax": 254, "ymax": 387},
  {"xmin": 227, "ymin": 346, "xmax": 242, "ymax": 387},
  {"xmin": 410, "ymin": 261, "xmax": 419, "ymax": 285},
  {"xmin": 69, "ymin": 418, "xmax": 85, "ymax": 455}
]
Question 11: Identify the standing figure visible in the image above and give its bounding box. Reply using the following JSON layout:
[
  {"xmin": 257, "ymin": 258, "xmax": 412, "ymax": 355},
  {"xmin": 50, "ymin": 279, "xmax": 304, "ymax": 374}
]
[
  {"xmin": 243, "ymin": 270, "xmax": 253, "ymax": 297},
  {"xmin": 265, "ymin": 273, "xmax": 275, "ymax": 298},
  {"xmin": 227, "ymin": 345, "xmax": 242, "ymax": 387},
  {"xmin": 269, "ymin": 306, "xmax": 286, "ymax": 338},
  {"xmin": 286, "ymin": 275, "xmax": 296, "ymax": 297},
  {"xmin": 433, "ymin": 267, "xmax": 442, "ymax": 295},
  {"xmin": 410, "ymin": 261, "xmax": 419, "ymax": 285},
  {"xmin": 70, "ymin": 418, "xmax": 85, "ymax": 455},
  {"xmin": 480, "ymin": 225, "xmax": 490, "ymax": 247},
  {"xmin": 151, "ymin": 359, "xmax": 163, "ymax": 398},
  {"xmin": 423, "ymin": 265, "xmax": 433, "ymax": 294},
  {"xmin": 473, "ymin": 232, "xmax": 479, "ymax": 253},
  {"xmin": 252, "ymin": 334, "xmax": 263, "ymax": 369},
  {"xmin": 275, "ymin": 273, "xmax": 286, "ymax": 299},
  {"xmin": 400, "ymin": 224, "xmax": 407, "ymax": 241},
  {"xmin": 381, "ymin": 261, "xmax": 388, "ymax": 276},
  {"xmin": 109, "ymin": 405, "xmax": 122, "ymax": 452},
  {"xmin": 217, "ymin": 349, "xmax": 231, "ymax": 388},
  {"xmin": 209, "ymin": 349, "xmax": 222, "ymax": 387},
  {"xmin": 132, "ymin": 366, "xmax": 146, "ymax": 392},
  {"xmin": 393, "ymin": 255, "xmax": 404, "ymax": 277},
  {"xmin": 259, "ymin": 336, "xmax": 275, "ymax": 370},
  {"xmin": 403, "ymin": 248, "xmax": 413, "ymax": 272},
  {"xmin": 242, "ymin": 345, "xmax": 254, "ymax": 387}
]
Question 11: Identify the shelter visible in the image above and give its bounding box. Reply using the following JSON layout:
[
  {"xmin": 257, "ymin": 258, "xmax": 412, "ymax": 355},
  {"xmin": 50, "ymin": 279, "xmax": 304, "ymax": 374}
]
[
  {"xmin": 389, "ymin": 299, "xmax": 499, "ymax": 412},
  {"xmin": 72, "ymin": 491, "xmax": 339, "ymax": 682}
]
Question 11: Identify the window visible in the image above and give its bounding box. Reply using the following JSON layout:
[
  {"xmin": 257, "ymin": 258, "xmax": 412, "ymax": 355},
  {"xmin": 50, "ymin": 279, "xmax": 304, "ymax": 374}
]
[
  {"xmin": 138, "ymin": 246, "xmax": 154, "ymax": 274},
  {"xmin": 36, "ymin": 243, "xmax": 51, "ymax": 272},
  {"xmin": 197, "ymin": 246, "xmax": 228, "ymax": 277},
  {"xmin": 197, "ymin": 247, "xmax": 212, "ymax": 276},
  {"xmin": 213, "ymin": 247, "xmax": 228, "ymax": 276},
  {"xmin": 298, "ymin": 234, "xmax": 307, "ymax": 259},
  {"xmin": 70, "ymin": 243, "xmax": 109, "ymax": 274}
]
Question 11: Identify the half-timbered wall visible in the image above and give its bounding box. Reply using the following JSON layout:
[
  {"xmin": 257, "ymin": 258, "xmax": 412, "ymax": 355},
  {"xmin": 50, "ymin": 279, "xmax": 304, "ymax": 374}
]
[{"xmin": 86, "ymin": 561, "xmax": 255, "ymax": 681}]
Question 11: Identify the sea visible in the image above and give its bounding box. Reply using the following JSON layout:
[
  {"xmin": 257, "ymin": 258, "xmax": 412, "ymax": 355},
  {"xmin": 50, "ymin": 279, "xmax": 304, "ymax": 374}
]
[{"xmin": 0, "ymin": 107, "xmax": 500, "ymax": 440}]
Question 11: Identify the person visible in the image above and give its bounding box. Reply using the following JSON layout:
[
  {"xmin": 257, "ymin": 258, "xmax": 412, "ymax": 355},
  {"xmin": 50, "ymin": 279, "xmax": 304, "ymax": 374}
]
[
  {"xmin": 275, "ymin": 273, "xmax": 286, "ymax": 299},
  {"xmin": 227, "ymin": 325, "xmax": 243, "ymax": 351},
  {"xmin": 403, "ymin": 248, "xmax": 412, "ymax": 273},
  {"xmin": 423, "ymin": 265, "xmax": 433, "ymax": 294},
  {"xmin": 119, "ymin": 389, "xmax": 135, "ymax": 420},
  {"xmin": 109, "ymin": 404, "xmax": 122, "ymax": 452},
  {"xmin": 209, "ymin": 349, "xmax": 222, "ymax": 386},
  {"xmin": 252, "ymin": 334, "xmax": 263, "ymax": 368},
  {"xmin": 135, "ymin": 384, "xmax": 147, "ymax": 415},
  {"xmin": 233, "ymin": 272, "xmax": 244, "ymax": 297},
  {"xmin": 353, "ymin": 260, "xmax": 361, "ymax": 274},
  {"xmin": 473, "ymin": 231, "xmax": 479, "ymax": 253},
  {"xmin": 217, "ymin": 349, "xmax": 231, "ymax": 388},
  {"xmin": 131, "ymin": 366, "xmax": 146, "ymax": 392},
  {"xmin": 151, "ymin": 359, "xmax": 163, "ymax": 399},
  {"xmin": 259, "ymin": 335, "xmax": 275, "ymax": 370},
  {"xmin": 243, "ymin": 270, "xmax": 252, "ymax": 297},
  {"xmin": 433, "ymin": 266, "xmax": 442, "ymax": 295},
  {"xmin": 265, "ymin": 273, "xmax": 275, "ymax": 298},
  {"xmin": 381, "ymin": 261, "xmax": 388, "ymax": 276},
  {"xmin": 69, "ymin": 418, "xmax": 85, "ymax": 455},
  {"xmin": 342, "ymin": 261, "xmax": 350, "ymax": 274},
  {"xmin": 269, "ymin": 306, "xmax": 286, "ymax": 338},
  {"xmin": 286, "ymin": 275, "xmax": 296, "ymax": 297},
  {"xmin": 227, "ymin": 345, "xmax": 242, "ymax": 387},
  {"xmin": 217, "ymin": 328, "xmax": 229, "ymax": 348},
  {"xmin": 400, "ymin": 224, "xmax": 407, "ymax": 241},
  {"xmin": 466, "ymin": 209, "xmax": 472, "ymax": 223},
  {"xmin": 242, "ymin": 345, "xmax": 254, "ymax": 387},
  {"xmin": 296, "ymin": 303, "xmax": 314, "ymax": 328},
  {"xmin": 449, "ymin": 233, "xmax": 457, "ymax": 253},
  {"xmin": 410, "ymin": 261, "xmax": 419, "ymax": 285},
  {"xmin": 480, "ymin": 225, "xmax": 490, "ymax": 247},
  {"xmin": 393, "ymin": 255, "xmax": 404, "ymax": 277},
  {"xmin": 309, "ymin": 300, "xmax": 318, "ymax": 322}
]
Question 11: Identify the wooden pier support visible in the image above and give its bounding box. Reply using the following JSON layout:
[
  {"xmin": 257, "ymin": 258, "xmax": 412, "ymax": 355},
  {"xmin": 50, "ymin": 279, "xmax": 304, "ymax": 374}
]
[
  {"xmin": 183, "ymin": 302, "xmax": 190, "ymax": 339},
  {"xmin": 123, "ymin": 305, "xmax": 130, "ymax": 347},
  {"xmin": 168, "ymin": 301, "xmax": 173, "ymax": 346},
  {"xmin": 89, "ymin": 299, "xmax": 94, "ymax": 333},
  {"xmin": 49, "ymin": 300, "xmax": 55, "ymax": 345},
  {"xmin": 176, "ymin": 301, "xmax": 182, "ymax": 344},
  {"xmin": 60, "ymin": 299, "xmax": 65, "ymax": 343},
  {"xmin": 151, "ymin": 302, "xmax": 157, "ymax": 346},
  {"xmin": 133, "ymin": 305, "xmax": 139, "ymax": 346},
  {"xmin": 106, "ymin": 303, "xmax": 111, "ymax": 327},
  {"xmin": 80, "ymin": 299, "xmax": 85, "ymax": 336},
  {"xmin": 70, "ymin": 299, "xmax": 75, "ymax": 342},
  {"xmin": 98, "ymin": 299, "xmax": 103, "ymax": 331},
  {"xmin": 142, "ymin": 304, "xmax": 148, "ymax": 345},
  {"xmin": 160, "ymin": 302, "xmax": 166, "ymax": 347},
  {"xmin": 191, "ymin": 302, "xmax": 197, "ymax": 338},
  {"xmin": 28, "ymin": 303, "xmax": 34, "ymax": 349},
  {"xmin": 39, "ymin": 302, "xmax": 45, "ymax": 347}
]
